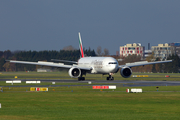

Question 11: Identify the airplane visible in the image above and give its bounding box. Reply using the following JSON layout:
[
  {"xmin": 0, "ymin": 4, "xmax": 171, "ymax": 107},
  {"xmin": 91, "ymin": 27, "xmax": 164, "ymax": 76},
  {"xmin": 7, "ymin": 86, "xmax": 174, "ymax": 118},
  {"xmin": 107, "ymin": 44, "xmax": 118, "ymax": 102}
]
[{"xmin": 8, "ymin": 32, "xmax": 172, "ymax": 81}]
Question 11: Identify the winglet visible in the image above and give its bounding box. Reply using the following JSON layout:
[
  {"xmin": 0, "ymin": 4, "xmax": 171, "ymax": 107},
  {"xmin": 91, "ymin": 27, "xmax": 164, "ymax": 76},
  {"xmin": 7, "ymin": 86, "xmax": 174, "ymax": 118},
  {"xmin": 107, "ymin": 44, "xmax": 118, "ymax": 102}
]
[{"xmin": 78, "ymin": 32, "xmax": 84, "ymax": 58}]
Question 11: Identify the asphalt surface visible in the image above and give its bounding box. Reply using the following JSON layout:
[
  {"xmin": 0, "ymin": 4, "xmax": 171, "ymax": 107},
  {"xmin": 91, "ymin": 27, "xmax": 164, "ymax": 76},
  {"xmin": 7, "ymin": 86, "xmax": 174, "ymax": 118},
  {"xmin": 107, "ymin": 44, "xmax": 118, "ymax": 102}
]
[{"xmin": 1, "ymin": 79, "xmax": 180, "ymax": 87}]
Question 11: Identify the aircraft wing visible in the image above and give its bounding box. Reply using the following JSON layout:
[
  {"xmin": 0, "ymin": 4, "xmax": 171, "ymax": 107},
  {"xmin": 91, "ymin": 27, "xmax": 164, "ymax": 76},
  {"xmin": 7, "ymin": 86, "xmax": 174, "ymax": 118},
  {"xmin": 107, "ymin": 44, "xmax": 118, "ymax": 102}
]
[
  {"xmin": 8, "ymin": 60, "xmax": 92, "ymax": 71},
  {"xmin": 51, "ymin": 59, "xmax": 77, "ymax": 64},
  {"xmin": 119, "ymin": 60, "xmax": 172, "ymax": 68}
]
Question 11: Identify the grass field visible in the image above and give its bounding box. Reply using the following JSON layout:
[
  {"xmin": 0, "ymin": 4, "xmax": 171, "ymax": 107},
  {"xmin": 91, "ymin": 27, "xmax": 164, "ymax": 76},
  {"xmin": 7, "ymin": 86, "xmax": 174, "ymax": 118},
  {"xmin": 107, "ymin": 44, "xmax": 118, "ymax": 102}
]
[
  {"xmin": 1, "ymin": 72, "xmax": 180, "ymax": 120},
  {"xmin": 1, "ymin": 86, "xmax": 180, "ymax": 120}
]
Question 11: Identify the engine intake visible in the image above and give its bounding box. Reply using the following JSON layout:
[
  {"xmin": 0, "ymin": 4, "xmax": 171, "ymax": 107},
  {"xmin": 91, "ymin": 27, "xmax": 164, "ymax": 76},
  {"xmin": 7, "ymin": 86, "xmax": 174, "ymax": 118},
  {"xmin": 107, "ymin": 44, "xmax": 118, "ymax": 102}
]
[
  {"xmin": 120, "ymin": 67, "xmax": 132, "ymax": 78},
  {"xmin": 68, "ymin": 67, "xmax": 81, "ymax": 78}
]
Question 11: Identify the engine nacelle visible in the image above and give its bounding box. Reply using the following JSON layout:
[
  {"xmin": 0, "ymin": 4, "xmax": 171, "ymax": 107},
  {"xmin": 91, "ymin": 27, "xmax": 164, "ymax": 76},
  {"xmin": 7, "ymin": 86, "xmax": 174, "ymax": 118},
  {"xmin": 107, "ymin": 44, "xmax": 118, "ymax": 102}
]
[
  {"xmin": 68, "ymin": 67, "xmax": 81, "ymax": 78},
  {"xmin": 120, "ymin": 67, "xmax": 132, "ymax": 78}
]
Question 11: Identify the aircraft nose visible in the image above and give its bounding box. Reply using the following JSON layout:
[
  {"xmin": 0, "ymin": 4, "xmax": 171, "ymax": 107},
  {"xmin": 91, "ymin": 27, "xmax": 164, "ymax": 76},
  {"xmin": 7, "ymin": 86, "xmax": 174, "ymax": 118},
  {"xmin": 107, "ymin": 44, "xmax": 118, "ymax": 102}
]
[{"xmin": 109, "ymin": 64, "xmax": 118, "ymax": 73}]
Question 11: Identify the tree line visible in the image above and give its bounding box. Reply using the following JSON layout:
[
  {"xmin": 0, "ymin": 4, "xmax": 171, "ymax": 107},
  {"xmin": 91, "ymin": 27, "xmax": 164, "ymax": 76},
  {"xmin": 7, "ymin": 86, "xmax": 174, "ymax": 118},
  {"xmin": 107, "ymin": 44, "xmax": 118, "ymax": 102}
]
[
  {"xmin": 0, "ymin": 49, "xmax": 180, "ymax": 73},
  {"xmin": 0, "ymin": 49, "xmax": 96, "ymax": 71}
]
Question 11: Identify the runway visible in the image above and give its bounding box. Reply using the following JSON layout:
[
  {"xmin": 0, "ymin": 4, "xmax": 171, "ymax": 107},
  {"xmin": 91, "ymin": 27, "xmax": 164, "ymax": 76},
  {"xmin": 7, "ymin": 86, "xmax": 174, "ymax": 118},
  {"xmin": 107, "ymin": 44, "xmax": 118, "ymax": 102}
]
[{"xmin": 1, "ymin": 79, "xmax": 180, "ymax": 87}]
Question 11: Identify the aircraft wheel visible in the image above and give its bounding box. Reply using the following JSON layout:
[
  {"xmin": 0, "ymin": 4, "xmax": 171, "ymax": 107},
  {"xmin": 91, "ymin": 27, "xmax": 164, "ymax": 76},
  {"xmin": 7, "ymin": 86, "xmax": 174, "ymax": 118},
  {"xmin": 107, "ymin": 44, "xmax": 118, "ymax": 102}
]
[
  {"xmin": 107, "ymin": 76, "xmax": 114, "ymax": 81},
  {"xmin": 111, "ymin": 77, "xmax": 114, "ymax": 81},
  {"xmin": 78, "ymin": 77, "xmax": 85, "ymax": 81},
  {"xmin": 82, "ymin": 77, "xmax": 85, "ymax": 81}
]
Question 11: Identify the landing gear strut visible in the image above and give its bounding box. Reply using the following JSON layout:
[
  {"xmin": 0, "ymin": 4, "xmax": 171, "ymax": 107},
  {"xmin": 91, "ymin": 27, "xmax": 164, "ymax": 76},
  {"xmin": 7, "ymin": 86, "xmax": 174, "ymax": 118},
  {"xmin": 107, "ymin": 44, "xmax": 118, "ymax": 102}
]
[{"xmin": 107, "ymin": 75, "xmax": 114, "ymax": 81}]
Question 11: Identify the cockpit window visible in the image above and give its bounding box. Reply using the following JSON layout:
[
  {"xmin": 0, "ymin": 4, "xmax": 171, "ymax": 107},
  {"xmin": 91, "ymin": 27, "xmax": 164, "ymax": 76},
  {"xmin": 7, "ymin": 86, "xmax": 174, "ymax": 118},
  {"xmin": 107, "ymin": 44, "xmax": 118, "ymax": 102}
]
[{"xmin": 108, "ymin": 62, "xmax": 117, "ymax": 64}]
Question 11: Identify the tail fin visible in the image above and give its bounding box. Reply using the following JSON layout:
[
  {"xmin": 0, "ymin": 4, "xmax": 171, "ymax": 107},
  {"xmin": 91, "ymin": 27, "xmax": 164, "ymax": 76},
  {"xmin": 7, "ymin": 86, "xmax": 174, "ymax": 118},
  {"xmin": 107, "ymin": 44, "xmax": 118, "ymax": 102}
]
[{"xmin": 78, "ymin": 32, "xmax": 84, "ymax": 58}]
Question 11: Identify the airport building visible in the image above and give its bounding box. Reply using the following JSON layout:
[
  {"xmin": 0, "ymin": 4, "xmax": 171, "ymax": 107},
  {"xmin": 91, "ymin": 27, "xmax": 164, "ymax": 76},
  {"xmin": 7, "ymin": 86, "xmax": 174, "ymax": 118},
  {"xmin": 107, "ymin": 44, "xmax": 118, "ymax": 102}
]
[
  {"xmin": 151, "ymin": 43, "xmax": 175, "ymax": 60},
  {"xmin": 169, "ymin": 42, "xmax": 180, "ymax": 58},
  {"xmin": 144, "ymin": 50, "xmax": 152, "ymax": 58},
  {"xmin": 119, "ymin": 43, "xmax": 145, "ymax": 58}
]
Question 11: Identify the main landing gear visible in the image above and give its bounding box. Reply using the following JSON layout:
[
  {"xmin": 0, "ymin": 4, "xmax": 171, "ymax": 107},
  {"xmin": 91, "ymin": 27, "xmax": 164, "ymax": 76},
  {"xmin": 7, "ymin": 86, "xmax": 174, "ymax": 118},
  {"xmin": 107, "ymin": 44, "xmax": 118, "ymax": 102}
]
[
  {"xmin": 78, "ymin": 71, "xmax": 86, "ymax": 81},
  {"xmin": 107, "ymin": 75, "xmax": 114, "ymax": 81},
  {"xmin": 78, "ymin": 77, "xmax": 85, "ymax": 81}
]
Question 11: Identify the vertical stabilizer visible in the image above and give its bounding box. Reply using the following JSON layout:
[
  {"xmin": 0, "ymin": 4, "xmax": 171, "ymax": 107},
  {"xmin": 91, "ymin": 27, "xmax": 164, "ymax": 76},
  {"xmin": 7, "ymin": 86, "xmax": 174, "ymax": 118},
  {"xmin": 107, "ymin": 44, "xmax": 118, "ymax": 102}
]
[{"xmin": 78, "ymin": 32, "xmax": 84, "ymax": 58}]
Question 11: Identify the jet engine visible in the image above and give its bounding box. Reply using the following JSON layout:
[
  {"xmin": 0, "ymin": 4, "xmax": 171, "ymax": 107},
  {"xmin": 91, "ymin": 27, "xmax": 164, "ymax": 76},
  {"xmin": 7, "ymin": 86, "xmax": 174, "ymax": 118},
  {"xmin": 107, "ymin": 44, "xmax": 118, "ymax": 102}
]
[
  {"xmin": 120, "ymin": 66, "xmax": 132, "ymax": 78},
  {"xmin": 68, "ymin": 67, "xmax": 81, "ymax": 78}
]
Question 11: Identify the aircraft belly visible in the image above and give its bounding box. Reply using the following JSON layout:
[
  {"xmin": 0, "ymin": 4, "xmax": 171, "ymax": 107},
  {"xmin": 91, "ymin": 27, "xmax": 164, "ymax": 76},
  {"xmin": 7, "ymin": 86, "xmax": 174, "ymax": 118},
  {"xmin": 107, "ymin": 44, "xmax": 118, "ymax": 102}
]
[{"xmin": 92, "ymin": 66, "xmax": 109, "ymax": 74}]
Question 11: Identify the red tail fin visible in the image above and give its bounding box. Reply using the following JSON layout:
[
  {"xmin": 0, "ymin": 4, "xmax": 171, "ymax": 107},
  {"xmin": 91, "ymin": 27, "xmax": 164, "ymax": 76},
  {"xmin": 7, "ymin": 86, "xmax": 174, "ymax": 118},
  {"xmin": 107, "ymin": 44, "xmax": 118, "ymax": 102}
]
[{"xmin": 78, "ymin": 32, "xmax": 84, "ymax": 58}]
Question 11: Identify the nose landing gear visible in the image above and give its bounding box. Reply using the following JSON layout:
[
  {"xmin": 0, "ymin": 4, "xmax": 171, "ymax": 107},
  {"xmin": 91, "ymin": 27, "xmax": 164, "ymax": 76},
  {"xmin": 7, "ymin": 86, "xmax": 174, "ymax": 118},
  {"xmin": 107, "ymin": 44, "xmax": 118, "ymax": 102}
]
[{"xmin": 107, "ymin": 75, "xmax": 114, "ymax": 81}]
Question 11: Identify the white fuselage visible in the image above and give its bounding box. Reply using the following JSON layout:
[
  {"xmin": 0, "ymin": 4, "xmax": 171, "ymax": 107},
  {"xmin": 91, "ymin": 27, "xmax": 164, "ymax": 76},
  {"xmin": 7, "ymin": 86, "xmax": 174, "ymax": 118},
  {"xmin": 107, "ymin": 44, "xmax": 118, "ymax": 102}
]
[{"xmin": 78, "ymin": 57, "xmax": 119, "ymax": 74}]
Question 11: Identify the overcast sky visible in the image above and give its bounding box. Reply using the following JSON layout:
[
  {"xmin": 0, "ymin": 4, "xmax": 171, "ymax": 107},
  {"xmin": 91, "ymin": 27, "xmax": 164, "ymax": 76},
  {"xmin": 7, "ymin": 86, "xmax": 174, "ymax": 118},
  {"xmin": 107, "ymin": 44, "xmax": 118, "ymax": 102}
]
[{"xmin": 1, "ymin": 0, "xmax": 180, "ymax": 55}]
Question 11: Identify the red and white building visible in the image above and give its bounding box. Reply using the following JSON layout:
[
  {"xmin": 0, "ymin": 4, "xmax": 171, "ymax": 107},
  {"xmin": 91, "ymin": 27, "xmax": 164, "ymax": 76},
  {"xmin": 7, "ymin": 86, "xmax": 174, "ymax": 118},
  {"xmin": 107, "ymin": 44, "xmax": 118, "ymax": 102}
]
[{"xmin": 120, "ymin": 43, "xmax": 145, "ymax": 58}]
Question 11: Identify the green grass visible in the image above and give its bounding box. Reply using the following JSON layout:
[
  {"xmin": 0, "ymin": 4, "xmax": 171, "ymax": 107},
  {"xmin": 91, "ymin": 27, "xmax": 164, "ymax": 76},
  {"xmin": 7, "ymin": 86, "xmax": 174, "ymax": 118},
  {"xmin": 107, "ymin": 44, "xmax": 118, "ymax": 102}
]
[
  {"xmin": 0, "ymin": 86, "xmax": 180, "ymax": 120},
  {"xmin": 1, "ymin": 72, "xmax": 180, "ymax": 119}
]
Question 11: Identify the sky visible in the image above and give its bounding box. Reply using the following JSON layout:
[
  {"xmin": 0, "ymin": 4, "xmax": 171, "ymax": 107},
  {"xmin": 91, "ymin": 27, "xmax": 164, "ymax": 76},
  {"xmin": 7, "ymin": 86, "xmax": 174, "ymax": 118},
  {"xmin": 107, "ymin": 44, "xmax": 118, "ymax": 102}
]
[{"xmin": 1, "ymin": 0, "xmax": 180, "ymax": 55}]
